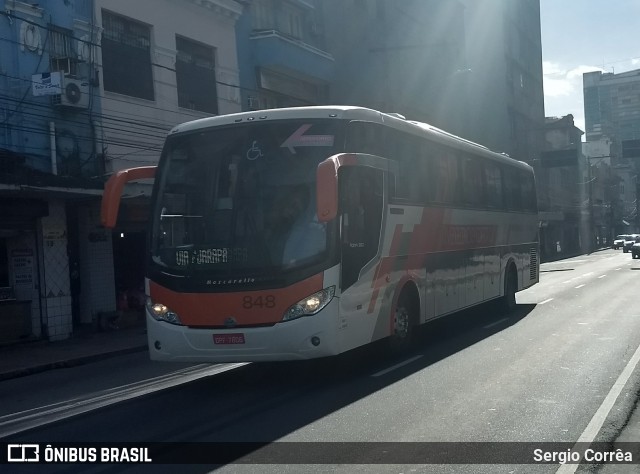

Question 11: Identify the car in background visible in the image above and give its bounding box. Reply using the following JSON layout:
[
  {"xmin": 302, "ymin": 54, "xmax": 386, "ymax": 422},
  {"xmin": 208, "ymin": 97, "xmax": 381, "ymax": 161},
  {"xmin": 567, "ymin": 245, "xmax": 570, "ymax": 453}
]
[
  {"xmin": 632, "ymin": 239, "xmax": 640, "ymax": 259},
  {"xmin": 623, "ymin": 234, "xmax": 640, "ymax": 253},
  {"xmin": 613, "ymin": 234, "xmax": 628, "ymax": 250}
]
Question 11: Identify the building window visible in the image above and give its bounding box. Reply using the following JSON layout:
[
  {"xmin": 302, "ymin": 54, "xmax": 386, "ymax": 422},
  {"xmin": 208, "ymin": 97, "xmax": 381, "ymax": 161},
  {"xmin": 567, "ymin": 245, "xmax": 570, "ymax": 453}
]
[
  {"xmin": 49, "ymin": 26, "xmax": 78, "ymax": 75},
  {"xmin": 176, "ymin": 36, "xmax": 218, "ymax": 114},
  {"xmin": 101, "ymin": 10, "xmax": 154, "ymax": 100}
]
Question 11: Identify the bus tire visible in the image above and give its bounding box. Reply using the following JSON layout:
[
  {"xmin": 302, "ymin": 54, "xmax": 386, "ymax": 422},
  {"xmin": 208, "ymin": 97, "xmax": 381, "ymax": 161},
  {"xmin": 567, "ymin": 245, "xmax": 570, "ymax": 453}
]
[
  {"xmin": 501, "ymin": 264, "xmax": 517, "ymax": 314},
  {"xmin": 389, "ymin": 287, "xmax": 419, "ymax": 354}
]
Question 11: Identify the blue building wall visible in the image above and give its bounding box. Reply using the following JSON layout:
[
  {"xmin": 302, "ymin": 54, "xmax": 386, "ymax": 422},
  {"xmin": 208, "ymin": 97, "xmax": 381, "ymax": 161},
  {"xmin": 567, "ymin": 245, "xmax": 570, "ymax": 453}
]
[
  {"xmin": 235, "ymin": 0, "xmax": 334, "ymax": 111},
  {"xmin": 0, "ymin": 0, "xmax": 102, "ymax": 179}
]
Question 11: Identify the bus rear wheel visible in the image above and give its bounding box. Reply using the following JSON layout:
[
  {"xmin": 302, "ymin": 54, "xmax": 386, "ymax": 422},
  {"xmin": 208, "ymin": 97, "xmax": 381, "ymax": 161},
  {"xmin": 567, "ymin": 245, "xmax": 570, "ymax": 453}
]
[{"xmin": 501, "ymin": 265, "xmax": 517, "ymax": 314}]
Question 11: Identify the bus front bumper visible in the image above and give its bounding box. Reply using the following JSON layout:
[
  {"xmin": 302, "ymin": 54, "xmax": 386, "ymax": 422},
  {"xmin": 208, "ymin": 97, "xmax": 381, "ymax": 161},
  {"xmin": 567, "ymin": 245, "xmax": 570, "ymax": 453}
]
[{"xmin": 146, "ymin": 299, "xmax": 340, "ymax": 363}]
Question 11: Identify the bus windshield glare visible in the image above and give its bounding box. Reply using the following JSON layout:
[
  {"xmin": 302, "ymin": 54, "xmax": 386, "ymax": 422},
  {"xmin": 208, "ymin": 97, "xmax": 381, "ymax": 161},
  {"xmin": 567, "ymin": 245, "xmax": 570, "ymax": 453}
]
[{"xmin": 150, "ymin": 120, "xmax": 341, "ymax": 274}]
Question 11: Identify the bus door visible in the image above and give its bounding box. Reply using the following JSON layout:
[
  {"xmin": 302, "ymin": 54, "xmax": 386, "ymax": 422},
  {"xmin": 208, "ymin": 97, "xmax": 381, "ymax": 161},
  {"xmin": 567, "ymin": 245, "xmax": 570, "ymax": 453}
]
[{"xmin": 339, "ymin": 167, "xmax": 384, "ymax": 290}]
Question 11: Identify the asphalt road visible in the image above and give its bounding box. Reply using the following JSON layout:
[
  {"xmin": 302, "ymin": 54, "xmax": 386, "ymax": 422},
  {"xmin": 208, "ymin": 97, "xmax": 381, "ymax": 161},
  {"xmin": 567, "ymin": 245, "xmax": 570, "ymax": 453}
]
[{"xmin": 2, "ymin": 249, "xmax": 640, "ymax": 474}]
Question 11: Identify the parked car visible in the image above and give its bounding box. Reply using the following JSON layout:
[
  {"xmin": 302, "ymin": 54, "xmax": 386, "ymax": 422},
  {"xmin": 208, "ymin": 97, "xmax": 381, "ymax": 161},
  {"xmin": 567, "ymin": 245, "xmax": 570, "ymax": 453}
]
[
  {"xmin": 623, "ymin": 234, "xmax": 639, "ymax": 253},
  {"xmin": 632, "ymin": 240, "xmax": 640, "ymax": 259},
  {"xmin": 613, "ymin": 234, "xmax": 628, "ymax": 250}
]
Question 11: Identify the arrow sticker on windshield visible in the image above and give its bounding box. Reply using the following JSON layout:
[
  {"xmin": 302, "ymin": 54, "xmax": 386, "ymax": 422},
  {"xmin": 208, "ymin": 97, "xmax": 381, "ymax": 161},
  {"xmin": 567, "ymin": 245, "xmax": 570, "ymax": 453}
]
[{"xmin": 280, "ymin": 124, "xmax": 335, "ymax": 154}]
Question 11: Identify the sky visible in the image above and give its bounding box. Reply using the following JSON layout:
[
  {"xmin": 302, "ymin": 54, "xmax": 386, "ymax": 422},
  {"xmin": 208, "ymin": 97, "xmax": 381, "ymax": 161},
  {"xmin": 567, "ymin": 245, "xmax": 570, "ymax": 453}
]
[{"xmin": 539, "ymin": 0, "xmax": 640, "ymax": 136}]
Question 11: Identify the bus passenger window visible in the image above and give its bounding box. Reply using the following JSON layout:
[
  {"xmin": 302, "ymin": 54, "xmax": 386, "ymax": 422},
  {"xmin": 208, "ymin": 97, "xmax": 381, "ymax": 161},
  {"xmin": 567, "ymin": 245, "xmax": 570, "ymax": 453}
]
[
  {"xmin": 434, "ymin": 153, "xmax": 460, "ymax": 204},
  {"xmin": 461, "ymin": 155, "xmax": 485, "ymax": 207},
  {"xmin": 503, "ymin": 168, "xmax": 522, "ymax": 210},
  {"xmin": 345, "ymin": 121, "xmax": 384, "ymax": 155},
  {"xmin": 485, "ymin": 162, "xmax": 504, "ymax": 209}
]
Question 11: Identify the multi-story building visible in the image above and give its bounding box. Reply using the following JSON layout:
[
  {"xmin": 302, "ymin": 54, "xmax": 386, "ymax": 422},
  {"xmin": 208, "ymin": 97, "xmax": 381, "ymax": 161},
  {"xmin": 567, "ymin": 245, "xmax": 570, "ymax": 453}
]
[
  {"xmin": 460, "ymin": 0, "xmax": 545, "ymax": 162},
  {"xmin": 0, "ymin": 0, "xmax": 243, "ymax": 344},
  {"xmin": 235, "ymin": 0, "xmax": 333, "ymax": 111},
  {"xmin": 322, "ymin": 0, "xmax": 468, "ymax": 134},
  {"xmin": 322, "ymin": 0, "xmax": 545, "ymax": 164},
  {"xmin": 0, "ymin": 0, "xmax": 103, "ymax": 343},
  {"xmin": 584, "ymin": 69, "xmax": 640, "ymax": 233},
  {"xmin": 538, "ymin": 115, "xmax": 583, "ymax": 260}
]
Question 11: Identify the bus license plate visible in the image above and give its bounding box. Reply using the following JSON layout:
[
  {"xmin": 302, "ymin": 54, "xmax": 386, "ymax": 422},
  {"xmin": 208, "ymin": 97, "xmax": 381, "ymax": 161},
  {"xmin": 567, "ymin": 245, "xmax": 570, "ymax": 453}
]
[{"xmin": 213, "ymin": 333, "xmax": 245, "ymax": 345}]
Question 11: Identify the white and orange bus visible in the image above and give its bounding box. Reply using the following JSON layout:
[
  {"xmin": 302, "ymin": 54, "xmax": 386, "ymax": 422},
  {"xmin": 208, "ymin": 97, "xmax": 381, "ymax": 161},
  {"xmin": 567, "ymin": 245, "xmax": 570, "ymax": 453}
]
[{"xmin": 102, "ymin": 106, "xmax": 539, "ymax": 362}]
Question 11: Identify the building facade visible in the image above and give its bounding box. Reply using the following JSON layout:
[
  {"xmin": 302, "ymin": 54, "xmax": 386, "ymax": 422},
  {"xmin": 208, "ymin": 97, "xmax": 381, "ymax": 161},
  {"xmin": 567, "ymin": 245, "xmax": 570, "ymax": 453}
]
[
  {"xmin": 0, "ymin": 0, "xmax": 244, "ymax": 344},
  {"xmin": 538, "ymin": 115, "xmax": 584, "ymax": 260},
  {"xmin": 460, "ymin": 0, "xmax": 545, "ymax": 162},
  {"xmin": 322, "ymin": 0, "xmax": 468, "ymax": 134},
  {"xmin": 236, "ymin": 0, "xmax": 334, "ymax": 111},
  {"xmin": 321, "ymin": 0, "xmax": 545, "ymax": 164},
  {"xmin": 0, "ymin": 0, "xmax": 104, "ymax": 343},
  {"xmin": 584, "ymin": 69, "xmax": 640, "ymax": 233}
]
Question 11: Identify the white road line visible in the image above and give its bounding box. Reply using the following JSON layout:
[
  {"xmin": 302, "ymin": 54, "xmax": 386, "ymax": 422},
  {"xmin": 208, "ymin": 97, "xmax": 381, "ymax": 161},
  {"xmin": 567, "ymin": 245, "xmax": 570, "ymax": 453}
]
[
  {"xmin": 539, "ymin": 298, "xmax": 554, "ymax": 305},
  {"xmin": 555, "ymin": 342, "xmax": 640, "ymax": 474},
  {"xmin": 575, "ymin": 284, "xmax": 586, "ymax": 289},
  {"xmin": 615, "ymin": 268, "xmax": 621, "ymax": 271},
  {"xmin": 580, "ymin": 272, "xmax": 594, "ymax": 277},
  {"xmin": 562, "ymin": 280, "xmax": 573, "ymax": 284},
  {"xmin": 371, "ymin": 355, "xmax": 423, "ymax": 377},
  {"xmin": 598, "ymin": 275, "xmax": 606, "ymax": 279},
  {"xmin": 0, "ymin": 362, "xmax": 248, "ymax": 437},
  {"xmin": 482, "ymin": 317, "xmax": 510, "ymax": 330}
]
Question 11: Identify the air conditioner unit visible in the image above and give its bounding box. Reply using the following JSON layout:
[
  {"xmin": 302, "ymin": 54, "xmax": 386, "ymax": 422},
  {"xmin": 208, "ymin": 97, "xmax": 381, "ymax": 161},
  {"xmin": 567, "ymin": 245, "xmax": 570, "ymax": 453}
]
[{"xmin": 51, "ymin": 76, "xmax": 89, "ymax": 109}]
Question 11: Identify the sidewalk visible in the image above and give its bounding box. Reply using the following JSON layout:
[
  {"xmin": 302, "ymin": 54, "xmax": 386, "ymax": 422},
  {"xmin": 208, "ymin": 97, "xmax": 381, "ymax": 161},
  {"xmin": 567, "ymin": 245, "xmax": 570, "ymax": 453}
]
[{"xmin": 0, "ymin": 324, "xmax": 148, "ymax": 381}]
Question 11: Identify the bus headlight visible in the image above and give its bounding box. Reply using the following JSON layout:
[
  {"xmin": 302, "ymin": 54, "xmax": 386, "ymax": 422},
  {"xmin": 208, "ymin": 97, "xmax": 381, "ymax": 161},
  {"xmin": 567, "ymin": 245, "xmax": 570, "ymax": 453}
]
[
  {"xmin": 146, "ymin": 297, "xmax": 182, "ymax": 325},
  {"xmin": 282, "ymin": 286, "xmax": 335, "ymax": 321}
]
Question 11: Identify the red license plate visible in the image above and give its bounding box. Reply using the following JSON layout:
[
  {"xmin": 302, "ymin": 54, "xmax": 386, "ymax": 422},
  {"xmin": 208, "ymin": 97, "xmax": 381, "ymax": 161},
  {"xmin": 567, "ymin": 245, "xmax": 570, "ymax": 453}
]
[{"xmin": 213, "ymin": 333, "xmax": 245, "ymax": 345}]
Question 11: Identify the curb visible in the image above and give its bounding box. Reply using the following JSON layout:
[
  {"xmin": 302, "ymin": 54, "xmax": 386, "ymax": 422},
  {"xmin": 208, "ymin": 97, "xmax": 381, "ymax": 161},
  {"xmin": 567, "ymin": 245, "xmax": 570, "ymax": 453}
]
[{"xmin": 0, "ymin": 345, "xmax": 148, "ymax": 382}]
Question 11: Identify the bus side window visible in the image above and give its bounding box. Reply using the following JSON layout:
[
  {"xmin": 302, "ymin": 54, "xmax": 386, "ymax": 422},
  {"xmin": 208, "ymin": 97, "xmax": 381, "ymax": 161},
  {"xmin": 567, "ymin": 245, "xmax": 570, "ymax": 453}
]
[
  {"xmin": 521, "ymin": 171, "xmax": 537, "ymax": 212},
  {"xmin": 484, "ymin": 161, "xmax": 504, "ymax": 209},
  {"xmin": 434, "ymin": 151, "xmax": 461, "ymax": 205},
  {"xmin": 461, "ymin": 154, "xmax": 485, "ymax": 208},
  {"xmin": 503, "ymin": 167, "xmax": 522, "ymax": 211},
  {"xmin": 385, "ymin": 130, "xmax": 421, "ymax": 202},
  {"xmin": 345, "ymin": 121, "xmax": 385, "ymax": 155}
]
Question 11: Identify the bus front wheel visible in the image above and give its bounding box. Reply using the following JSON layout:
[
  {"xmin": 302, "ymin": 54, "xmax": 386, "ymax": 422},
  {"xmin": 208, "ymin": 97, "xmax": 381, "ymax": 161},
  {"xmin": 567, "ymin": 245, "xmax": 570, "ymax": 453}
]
[{"xmin": 389, "ymin": 289, "xmax": 418, "ymax": 354}]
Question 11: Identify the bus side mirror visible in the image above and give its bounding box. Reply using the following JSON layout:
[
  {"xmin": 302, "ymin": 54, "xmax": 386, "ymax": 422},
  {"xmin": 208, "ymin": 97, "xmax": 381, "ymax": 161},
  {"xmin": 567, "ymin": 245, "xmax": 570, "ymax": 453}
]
[
  {"xmin": 316, "ymin": 159, "xmax": 338, "ymax": 223},
  {"xmin": 101, "ymin": 166, "xmax": 157, "ymax": 228}
]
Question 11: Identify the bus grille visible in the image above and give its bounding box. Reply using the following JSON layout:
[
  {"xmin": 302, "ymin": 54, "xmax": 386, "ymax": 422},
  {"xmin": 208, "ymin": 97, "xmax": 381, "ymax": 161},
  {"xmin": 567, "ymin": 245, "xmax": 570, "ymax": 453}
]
[{"xmin": 530, "ymin": 248, "xmax": 538, "ymax": 280}]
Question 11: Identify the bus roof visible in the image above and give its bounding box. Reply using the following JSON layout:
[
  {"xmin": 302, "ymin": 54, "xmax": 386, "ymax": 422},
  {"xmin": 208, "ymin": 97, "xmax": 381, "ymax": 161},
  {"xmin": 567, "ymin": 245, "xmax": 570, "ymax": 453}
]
[
  {"xmin": 169, "ymin": 106, "xmax": 383, "ymax": 134},
  {"xmin": 169, "ymin": 105, "xmax": 532, "ymax": 171}
]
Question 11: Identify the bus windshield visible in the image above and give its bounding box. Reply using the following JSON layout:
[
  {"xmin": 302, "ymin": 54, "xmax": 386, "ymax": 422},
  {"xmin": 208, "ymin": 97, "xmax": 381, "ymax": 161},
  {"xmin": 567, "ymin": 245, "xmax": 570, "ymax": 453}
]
[{"xmin": 150, "ymin": 120, "xmax": 342, "ymax": 275}]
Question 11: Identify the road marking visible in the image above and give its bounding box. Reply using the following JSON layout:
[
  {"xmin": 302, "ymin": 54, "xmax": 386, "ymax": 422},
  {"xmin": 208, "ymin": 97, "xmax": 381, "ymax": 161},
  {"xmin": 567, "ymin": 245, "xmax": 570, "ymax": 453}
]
[
  {"xmin": 580, "ymin": 272, "xmax": 594, "ymax": 277},
  {"xmin": 0, "ymin": 362, "xmax": 248, "ymax": 437},
  {"xmin": 615, "ymin": 268, "xmax": 621, "ymax": 271},
  {"xmin": 598, "ymin": 275, "xmax": 606, "ymax": 279},
  {"xmin": 556, "ymin": 341, "xmax": 640, "ymax": 474},
  {"xmin": 575, "ymin": 284, "xmax": 586, "ymax": 289},
  {"xmin": 371, "ymin": 355, "xmax": 423, "ymax": 377},
  {"xmin": 483, "ymin": 317, "xmax": 510, "ymax": 329},
  {"xmin": 539, "ymin": 298, "xmax": 554, "ymax": 305}
]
